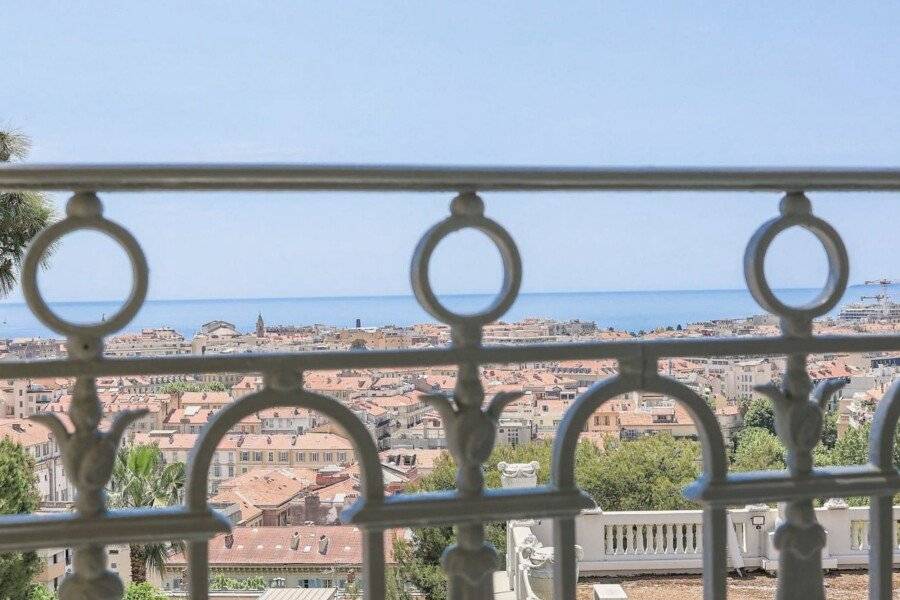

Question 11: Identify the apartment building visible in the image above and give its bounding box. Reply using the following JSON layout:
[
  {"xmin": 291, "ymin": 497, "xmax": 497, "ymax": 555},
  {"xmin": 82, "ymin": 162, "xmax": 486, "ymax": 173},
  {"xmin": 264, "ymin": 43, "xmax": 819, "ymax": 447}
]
[
  {"xmin": 135, "ymin": 431, "xmax": 355, "ymax": 491},
  {"xmin": 105, "ymin": 327, "xmax": 191, "ymax": 357},
  {"xmin": 1, "ymin": 378, "xmax": 68, "ymax": 419},
  {"xmin": 0, "ymin": 418, "xmax": 70, "ymax": 502},
  {"xmin": 35, "ymin": 544, "xmax": 130, "ymax": 594}
]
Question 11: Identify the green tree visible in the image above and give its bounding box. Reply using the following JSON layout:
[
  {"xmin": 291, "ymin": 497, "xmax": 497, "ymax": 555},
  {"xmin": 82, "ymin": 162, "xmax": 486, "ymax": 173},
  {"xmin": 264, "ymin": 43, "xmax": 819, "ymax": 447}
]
[
  {"xmin": 27, "ymin": 586, "xmax": 55, "ymax": 600},
  {"xmin": 385, "ymin": 567, "xmax": 411, "ymax": 600},
  {"xmin": 731, "ymin": 427, "xmax": 785, "ymax": 472},
  {"xmin": 742, "ymin": 398, "xmax": 776, "ymax": 436},
  {"xmin": 159, "ymin": 381, "xmax": 226, "ymax": 395},
  {"xmin": 395, "ymin": 437, "xmax": 692, "ymax": 598},
  {"xmin": 123, "ymin": 582, "xmax": 167, "ymax": 600},
  {"xmin": 829, "ymin": 423, "xmax": 872, "ymax": 466},
  {"xmin": 821, "ymin": 409, "xmax": 838, "ymax": 449},
  {"xmin": 812, "ymin": 423, "xmax": 900, "ymax": 505},
  {"xmin": 209, "ymin": 574, "xmax": 240, "ymax": 590},
  {"xmin": 341, "ymin": 569, "xmax": 409, "ymax": 600},
  {"xmin": 578, "ymin": 434, "xmax": 700, "ymax": 511},
  {"xmin": 815, "ymin": 423, "xmax": 889, "ymax": 469},
  {"xmin": 394, "ymin": 532, "xmax": 448, "ymax": 600},
  {"xmin": 0, "ymin": 438, "xmax": 42, "ymax": 600},
  {"xmin": 241, "ymin": 576, "xmax": 266, "ymax": 591},
  {"xmin": 109, "ymin": 444, "xmax": 185, "ymax": 583},
  {"xmin": 0, "ymin": 131, "xmax": 54, "ymax": 297}
]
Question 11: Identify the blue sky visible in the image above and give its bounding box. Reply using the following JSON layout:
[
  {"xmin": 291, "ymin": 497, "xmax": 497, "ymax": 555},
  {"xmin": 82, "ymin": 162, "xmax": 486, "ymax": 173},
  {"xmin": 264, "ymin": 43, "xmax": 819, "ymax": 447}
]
[{"xmin": 2, "ymin": 3, "xmax": 899, "ymax": 303}]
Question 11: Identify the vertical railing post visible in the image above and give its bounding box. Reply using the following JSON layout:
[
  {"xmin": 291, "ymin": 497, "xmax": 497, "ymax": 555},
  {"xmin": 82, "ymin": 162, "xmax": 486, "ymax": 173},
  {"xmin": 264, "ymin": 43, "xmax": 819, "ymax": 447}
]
[
  {"xmin": 23, "ymin": 191, "xmax": 150, "ymax": 600},
  {"xmin": 744, "ymin": 191, "xmax": 849, "ymax": 600},
  {"xmin": 411, "ymin": 191, "xmax": 522, "ymax": 600}
]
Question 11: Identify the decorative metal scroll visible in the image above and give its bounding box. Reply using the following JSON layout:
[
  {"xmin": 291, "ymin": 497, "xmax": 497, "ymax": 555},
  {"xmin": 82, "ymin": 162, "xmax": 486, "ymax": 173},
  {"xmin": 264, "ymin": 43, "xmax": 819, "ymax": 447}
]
[{"xmin": 0, "ymin": 175, "xmax": 897, "ymax": 600}]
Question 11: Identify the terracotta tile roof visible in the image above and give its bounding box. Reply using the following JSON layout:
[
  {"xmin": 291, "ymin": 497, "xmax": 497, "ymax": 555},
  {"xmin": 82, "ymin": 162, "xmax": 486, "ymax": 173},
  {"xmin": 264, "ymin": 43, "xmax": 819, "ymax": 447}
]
[
  {"xmin": 181, "ymin": 391, "xmax": 233, "ymax": 405},
  {"xmin": 0, "ymin": 419, "xmax": 53, "ymax": 447},
  {"xmin": 314, "ymin": 476, "xmax": 360, "ymax": 503},
  {"xmin": 209, "ymin": 490, "xmax": 263, "ymax": 524},
  {"xmin": 215, "ymin": 467, "xmax": 317, "ymax": 508},
  {"xmin": 165, "ymin": 407, "xmax": 260, "ymax": 426},
  {"xmin": 379, "ymin": 448, "xmax": 447, "ymax": 471},
  {"xmin": 367, "ymin": 394, "xmax": 418, "ymax": 409}
]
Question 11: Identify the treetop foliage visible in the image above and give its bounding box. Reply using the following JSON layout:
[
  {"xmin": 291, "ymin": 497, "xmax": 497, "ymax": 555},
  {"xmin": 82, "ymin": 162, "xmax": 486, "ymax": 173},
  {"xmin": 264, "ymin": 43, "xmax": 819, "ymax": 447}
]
[
  {"xmin": 0, "ymin": 438, "xmax": 42, "ymax": 600},
  {"xmin": 159, "ymin": 381, "xmax": 227, "ymax": 394}
]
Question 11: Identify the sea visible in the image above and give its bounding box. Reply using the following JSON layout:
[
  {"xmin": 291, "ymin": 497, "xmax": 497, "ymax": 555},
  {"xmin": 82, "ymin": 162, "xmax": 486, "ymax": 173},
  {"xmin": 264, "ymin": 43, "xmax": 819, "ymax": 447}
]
[{"xmin": 1, "ymin": 284, "xmax": 895, "ymax": 340}]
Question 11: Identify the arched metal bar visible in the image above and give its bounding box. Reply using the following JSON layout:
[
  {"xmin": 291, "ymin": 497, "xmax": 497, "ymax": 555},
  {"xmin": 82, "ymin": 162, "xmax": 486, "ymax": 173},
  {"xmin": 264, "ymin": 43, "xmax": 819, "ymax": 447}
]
[
  {"xmin": 550, "ymin": 372, "xmax": 729, "ymax": 600},
  {"xmin": 184, "ymin": 385, "xmax": 386, "ymax": 600},
  {"xmin": 867, "ymin": 380, "xmax": 900, "ymax": 600},
  {"xmin": 869, "ymin": 380, "xmax": 900, "ymax": 471}
]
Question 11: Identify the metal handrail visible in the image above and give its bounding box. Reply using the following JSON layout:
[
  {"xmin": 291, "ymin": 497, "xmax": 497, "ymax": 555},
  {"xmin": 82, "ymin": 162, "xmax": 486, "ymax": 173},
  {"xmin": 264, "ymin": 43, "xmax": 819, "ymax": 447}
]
[
  {"xmin": 2, "ymin": 166, "xmax": 899, "ymax": 600},
  {"xmin": 3, "ymin": 164, "xmax": 900, "ymax": 191}
]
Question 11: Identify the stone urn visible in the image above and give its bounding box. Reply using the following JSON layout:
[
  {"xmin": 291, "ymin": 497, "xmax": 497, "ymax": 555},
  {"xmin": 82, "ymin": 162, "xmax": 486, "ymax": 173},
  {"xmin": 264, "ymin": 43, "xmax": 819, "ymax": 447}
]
[{"xmin": 520, "ymin": 533, "xmax": 584, "ymax": 600}]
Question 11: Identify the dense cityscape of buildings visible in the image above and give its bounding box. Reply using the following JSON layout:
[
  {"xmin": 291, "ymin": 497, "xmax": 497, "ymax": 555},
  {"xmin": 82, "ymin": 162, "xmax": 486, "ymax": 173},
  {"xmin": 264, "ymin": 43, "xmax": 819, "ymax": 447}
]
[{"xmin": 3, "ymin": 310, "xmax": 900, "ymax": 595}]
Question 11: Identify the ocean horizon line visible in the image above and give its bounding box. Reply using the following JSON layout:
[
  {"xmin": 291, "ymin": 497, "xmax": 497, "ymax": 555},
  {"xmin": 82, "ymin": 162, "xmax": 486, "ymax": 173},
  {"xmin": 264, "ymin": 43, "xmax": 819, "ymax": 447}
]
[{"xmin": 0, "ymin": 282, "xmax": 884, "ymax": 307}]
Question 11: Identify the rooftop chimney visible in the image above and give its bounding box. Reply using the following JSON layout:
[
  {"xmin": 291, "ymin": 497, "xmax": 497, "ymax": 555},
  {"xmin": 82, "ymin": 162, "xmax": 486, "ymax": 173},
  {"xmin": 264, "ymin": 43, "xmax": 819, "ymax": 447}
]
[
  {"xmin": 290, "ymin": 531, "xmax": 300, "ymax": 550},
  {"xmin": 224, "ymin": 534, "xmax": 234, "ymax": 549},
  {"xmin": 318, "ymin": 534, "xmax": 329, "ymax": 555}
]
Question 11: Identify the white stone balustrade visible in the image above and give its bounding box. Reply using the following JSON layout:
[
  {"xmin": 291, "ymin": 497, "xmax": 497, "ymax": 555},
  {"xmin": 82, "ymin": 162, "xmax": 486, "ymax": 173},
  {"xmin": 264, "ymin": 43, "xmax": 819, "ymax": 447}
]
[{"xmin": 507, "ymin": 500, "xmax": 900, "ymax": 597}]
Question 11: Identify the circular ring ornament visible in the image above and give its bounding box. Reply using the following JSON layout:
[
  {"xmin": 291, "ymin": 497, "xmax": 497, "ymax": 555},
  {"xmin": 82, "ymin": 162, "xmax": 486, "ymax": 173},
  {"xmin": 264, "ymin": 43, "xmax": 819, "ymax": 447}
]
[
  {"xmin": 21, "ymin": 192, "xmax": 148, "ymax": 338},
  {"xmin": 411, "ymin": 193, "xmax": 522, "ymax": 328},
  {"xmin": 743, "ymin": 192, "xmax": 848, "ymax": 324}
]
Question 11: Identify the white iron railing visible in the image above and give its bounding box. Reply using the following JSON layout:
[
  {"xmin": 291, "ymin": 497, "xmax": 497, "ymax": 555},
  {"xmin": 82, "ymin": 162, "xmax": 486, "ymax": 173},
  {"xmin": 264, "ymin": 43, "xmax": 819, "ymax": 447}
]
[{"xmin": 1, "ymin": 165, "xmax": 900, "ymax": 600}]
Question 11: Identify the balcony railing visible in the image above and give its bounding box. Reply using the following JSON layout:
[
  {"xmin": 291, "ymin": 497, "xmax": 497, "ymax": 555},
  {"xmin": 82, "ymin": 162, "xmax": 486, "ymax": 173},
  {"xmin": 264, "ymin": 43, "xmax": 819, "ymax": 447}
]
[{"xmin": 1, "ymin": 165, "xmax": 900, "ymax": 600}]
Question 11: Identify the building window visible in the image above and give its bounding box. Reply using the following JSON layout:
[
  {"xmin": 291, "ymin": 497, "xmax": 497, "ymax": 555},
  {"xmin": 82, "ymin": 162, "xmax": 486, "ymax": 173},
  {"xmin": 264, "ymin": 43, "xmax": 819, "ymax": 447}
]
[
  {"xmin": 268, "ymin": 452, "xmax": 274, "ymax": 462},
  {"xmin": 309, "ymin": 452, "xmax": 319, "ymax": 462},
  {"xmin": 240, "ymin": 451, "xmax": 249, "ymax": 461},
  {"xmin": 297, "ymin": 452, "xmax": 305, "ymax": 462},
  {"xmin": 324, "ymin": 452, "xmax": 333, "ymax": 462},
  {"xmin": 279, "ymin": 451, "xmax": 288, "ymax": 462},
  {"xmin": 253, "ymin": 452, "xmax": 262, "ymax": 461}
]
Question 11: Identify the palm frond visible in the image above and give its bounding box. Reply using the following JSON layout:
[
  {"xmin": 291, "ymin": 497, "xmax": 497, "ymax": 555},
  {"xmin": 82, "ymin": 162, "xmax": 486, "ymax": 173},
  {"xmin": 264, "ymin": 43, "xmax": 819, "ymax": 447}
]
[
  {"xmin": 0, "ymin": 130, "xmax": 30, "ymax": 162},
  {"xmin": 1, "ymin": 127, "xmax": 56, "ymax": 292}
]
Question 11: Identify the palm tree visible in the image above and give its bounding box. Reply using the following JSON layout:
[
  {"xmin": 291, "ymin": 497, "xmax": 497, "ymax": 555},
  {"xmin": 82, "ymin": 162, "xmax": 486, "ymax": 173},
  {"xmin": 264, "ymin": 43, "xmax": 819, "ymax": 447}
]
[
  {"xmin": 0, "ymin": 130, "xmax": 54, "ymax": 297},
  {"xmin": 109, "ymin": 444, "xmax": 186, "ymax": 583}
]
